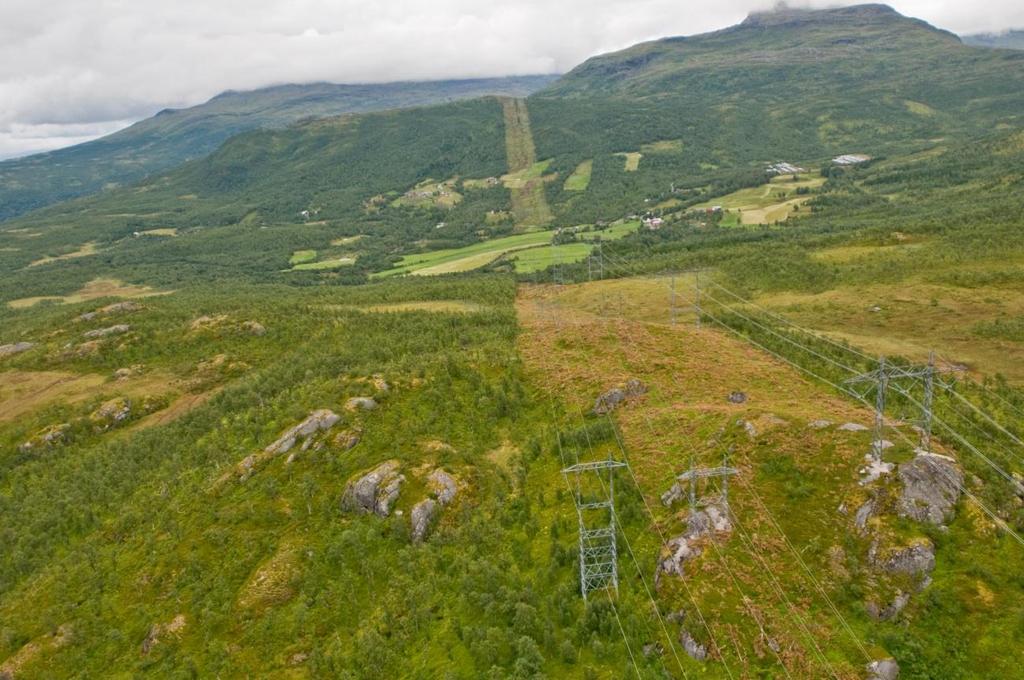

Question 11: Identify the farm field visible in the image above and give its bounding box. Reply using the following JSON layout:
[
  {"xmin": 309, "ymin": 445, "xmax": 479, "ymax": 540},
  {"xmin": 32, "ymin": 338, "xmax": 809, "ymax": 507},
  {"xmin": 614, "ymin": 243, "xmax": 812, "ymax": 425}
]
[
  {"xmin": 289, "ymin": 250, "xmax": 317, "ymax": 265},
  {"xmin": 693, "ymin": 174, "xmax": 825, "ymax": 225},
  {"xmin": 377, "ymin": 220, "xmax": 642, "ymax": 278},
  {"xmin": 509, "ymin": 242, "xmax": 592, "ymax": 273},
  {"xmin": 375, "ymin": 229, "xmax": 556, "ymax": 277},
  {"xmin": 291, "ymin": 256, "xmax": 356, "ymax": 271}
]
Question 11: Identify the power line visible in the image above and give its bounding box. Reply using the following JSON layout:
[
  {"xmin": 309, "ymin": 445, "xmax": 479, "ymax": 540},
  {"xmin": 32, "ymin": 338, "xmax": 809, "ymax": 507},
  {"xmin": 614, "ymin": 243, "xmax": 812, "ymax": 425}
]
[
  {"xmin": 585, "ymin": 297, "xmax": 794, "ymax": 676},
  {"xmin": 698, "ymin": 304, "xmax": 1024, "ymax": 548},
  {"xmin": 537, "ymin": 299, "xmax": 680, "ymax": 677}
]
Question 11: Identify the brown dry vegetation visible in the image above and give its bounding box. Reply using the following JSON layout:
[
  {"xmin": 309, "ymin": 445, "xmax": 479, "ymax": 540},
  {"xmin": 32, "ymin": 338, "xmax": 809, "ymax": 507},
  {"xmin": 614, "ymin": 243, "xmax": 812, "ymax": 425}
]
[
  {"xmin": 516, "ymin": 282, "xmax": 915, "ymax": 677},
  {"xmin": 7, "ymin": 277, "xmax": 172, "ymax": 309}
]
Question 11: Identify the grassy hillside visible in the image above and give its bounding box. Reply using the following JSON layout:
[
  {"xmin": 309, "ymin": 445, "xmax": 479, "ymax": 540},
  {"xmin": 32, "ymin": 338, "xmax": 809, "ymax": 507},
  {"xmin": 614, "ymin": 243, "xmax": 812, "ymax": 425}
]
[{"xmin": 0, "ymin": 76, "xmax": 557, "ymax": 222}]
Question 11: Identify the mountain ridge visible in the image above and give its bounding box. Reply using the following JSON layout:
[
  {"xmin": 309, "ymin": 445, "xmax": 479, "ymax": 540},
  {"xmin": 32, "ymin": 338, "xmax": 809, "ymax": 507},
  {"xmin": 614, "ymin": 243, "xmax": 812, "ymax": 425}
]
[
  {"xmin": 0, "ymin": 75, "xmax": 557, "ymax": 222},
  {"xmin": 540, "ymin": 3, "xmax": 972, "ymax": 97}
]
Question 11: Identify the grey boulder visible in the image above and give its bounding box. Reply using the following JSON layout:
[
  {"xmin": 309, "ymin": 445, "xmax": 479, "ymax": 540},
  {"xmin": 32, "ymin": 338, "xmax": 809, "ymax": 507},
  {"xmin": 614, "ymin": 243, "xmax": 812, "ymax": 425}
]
[
  {"xmin": 342, "ymin": 460, "xmax": 403, "ymax": 517},
  {"xmin": 867, "ymin": 658, "xmax": 899, "ymax": 680},
  {"xmin": 0, "ymin": 341, "xmax": 35, "ymax": 358},
  {"xmin": 411, "ymin": 498, "xmax": 437, "ymax": 543},
  {"xmin": 897, "ymin": 452, "xmax": 962, "ymax": 525},
  {"xmin": 428, "ymin": 469, "xmax": 458, "ymax": 505},
  {"xmin": 83, "ymin": 324, "xmax": 130, "ymax": 339},
  {"xmin": 679, "ymin": 630, "xmax": 707, "ymax": 661},
  {"xmin": 265, "ymin": 409, "xmax": 340, "ymax": 455}
]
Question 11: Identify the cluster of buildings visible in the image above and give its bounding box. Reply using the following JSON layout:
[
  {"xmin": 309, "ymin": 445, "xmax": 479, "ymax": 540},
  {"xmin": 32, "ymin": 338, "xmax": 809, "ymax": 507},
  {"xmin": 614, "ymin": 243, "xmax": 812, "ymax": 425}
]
[
  {"xmin": 832, "ymin": 153, "xmax": 871, "ymax": 166},
  {"xmin": 766, "ymin": 161, "xmax": 806, "ymax": 175}
]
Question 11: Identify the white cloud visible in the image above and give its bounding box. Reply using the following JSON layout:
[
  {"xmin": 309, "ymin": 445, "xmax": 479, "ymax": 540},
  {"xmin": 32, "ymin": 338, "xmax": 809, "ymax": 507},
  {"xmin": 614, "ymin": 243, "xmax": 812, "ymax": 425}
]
[{"xmin": 0, "ymin": 0, "xmax": 1021, "ymax": 159}]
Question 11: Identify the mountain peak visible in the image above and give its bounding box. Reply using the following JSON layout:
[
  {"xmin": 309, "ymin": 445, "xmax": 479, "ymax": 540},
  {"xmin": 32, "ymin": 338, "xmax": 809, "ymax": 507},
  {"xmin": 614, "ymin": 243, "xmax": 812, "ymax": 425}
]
[{"xmin": 741, "ymin": 3, "xmax": 901, "ymax": 28}]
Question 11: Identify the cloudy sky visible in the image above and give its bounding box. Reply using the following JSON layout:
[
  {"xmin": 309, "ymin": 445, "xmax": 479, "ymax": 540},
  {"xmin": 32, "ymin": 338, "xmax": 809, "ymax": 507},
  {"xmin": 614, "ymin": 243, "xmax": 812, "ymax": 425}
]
[{"xmin": 1, "ymin": 0, "xmax": 1022, "ymax": 160}]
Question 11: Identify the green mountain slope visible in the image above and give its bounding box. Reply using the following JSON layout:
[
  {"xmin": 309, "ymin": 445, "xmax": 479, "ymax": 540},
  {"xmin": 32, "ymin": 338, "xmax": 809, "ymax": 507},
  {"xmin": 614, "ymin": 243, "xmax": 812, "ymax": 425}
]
[
  {"xmin": 6, "ymin": 3, "xmax": 1024, "ymax": 298},
  {"xmin": 0, "ymin": 76, "xmax": 557, "ymax": 222},
  {"xmin": 524, "ymin": 4, "xmax": 1024, "ymax": 224}
]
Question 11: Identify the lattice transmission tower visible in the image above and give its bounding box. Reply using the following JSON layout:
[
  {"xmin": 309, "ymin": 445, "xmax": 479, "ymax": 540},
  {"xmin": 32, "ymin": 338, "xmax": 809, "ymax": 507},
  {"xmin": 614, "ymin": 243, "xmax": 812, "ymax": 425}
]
[{"xmin": 563, "ymin": 458, "xmax": 627, "ymax": 600}]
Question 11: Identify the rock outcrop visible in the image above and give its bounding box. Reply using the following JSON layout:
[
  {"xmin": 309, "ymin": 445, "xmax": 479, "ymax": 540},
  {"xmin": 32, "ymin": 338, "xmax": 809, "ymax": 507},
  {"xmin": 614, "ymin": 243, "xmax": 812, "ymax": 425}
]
[
  {"xmin": 242, "ymin": 320, "xmax": 266, "ymax": 336},
  {"xmin": 18, "ymin": 423, "xmax": 71, "ymax": 453},
  {"xmin": 854, "ymin": 498, "xmax": 876, "ymax": 532},
  {"xmin": 342, "ymin": 460, "xmax": 404, "ymax": 517},
  {"xmin": 83, "ymin": 324, "xmax": 130, "ymax": 339},
  {"xmin": 592, "ymin": 379, "xmax": 647, "ymax": 415},
  {"xmin": 656, "ymin": 536, "xmax": 702, "ymax": 585},
  {"xmin": 839, "ymin": 422, "xmax": 869, "ymax": 432},
  {"xmin": 873, "ymin": 540, "xmax": 935, "ymax": 584},
  {"xmin": 727, "ymin": 391, "xmax": 747, "ymax": 404},
  {"xmin": 687, "ymin": 505, "xmax": 732, "ymax": 535},
  {"xmin": 265, "ymin": 410, "xmax": 340, "ymax": 455},
  {"xmin": 808, "ymin": 419, "xmax": 832, "ymax": 429},
  {"xmin": 90, "ymin": 398, "xmax": 131, "ymax": 431},
  {"xmin": 866, "ymin": 591, "xmax": 910, "ymax": 622},
  {"xmin": 333, "ymin": 428, "xmax": 362, "ymax": 451},
  {"xmin": 679, "ymin": 630, "xmax": 707, "ymax": 661},
  {"xmin": 867, "ymin": 658, "xmax": 900, "ymax": 680},
  {"xmin": 897, "ymin": 452, "xmax": 962, "ymax": 525},
  {"xmin": 99, "ymin": 301, "xmax": 141, "ymax": 315},
  {"xmin": 656, "ymin": 503, "xmax": 731, "ymax": 585},
  {"xmin": 376, "ymin": 473, "xmax": 404, "ymax": 516},
  {"xmin": 859, "ymin": 455, "xmax": 894, "ymax": 485},
  {"xmin": 0, "ymin": 341, "xmax": 34, "ymax": 358},
  {"xmin": 345, "ymin": 397, "xmax": 378, "ymax": 411},
  {"xmin": 411, "ymin": 499, "xmax": 437, "ymax": 543},
  {"xmin": 428, "ymin": 469, "xmax": 458, "ymax": 505},
  {"xmin": 661, "ymin": 482, "xmax": 685, "ymax": 507}
]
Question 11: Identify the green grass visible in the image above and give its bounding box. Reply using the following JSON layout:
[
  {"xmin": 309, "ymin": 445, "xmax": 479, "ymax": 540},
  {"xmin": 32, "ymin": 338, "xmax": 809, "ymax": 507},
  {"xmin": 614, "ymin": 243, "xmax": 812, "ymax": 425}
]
[
  {"xmin": 563, "ymin": 160, "xmax": 593, "ymax": 191},
  {"xmin": 375, "ymin": 230, "xmax": 556, "ymax": 277},
  {"xmin": 374, "ymin": 220, "xmax": 642, "ymax": 278},
  {"xmin": 510, "ymin": 243, "xmax": 593, "ymax": 273},
  {"xmin": 588, "ymin": 219, "xmax": 641, "ymax": 240},
  {"xmin": 291, "ymin": 256, "xmax": 356, "ymax": 271},
  {"xmin": 289, "ymin": 250, "xmax": 317, "ymax": 265}
]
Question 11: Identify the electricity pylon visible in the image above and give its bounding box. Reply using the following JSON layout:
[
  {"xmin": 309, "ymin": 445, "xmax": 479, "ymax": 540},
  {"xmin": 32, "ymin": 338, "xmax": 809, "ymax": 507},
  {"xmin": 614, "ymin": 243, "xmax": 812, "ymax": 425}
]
[
  {"xmin": 844, "ymin": 353, "xmax": 954, "ymax": 457},
  {"xmin": 563, "ymin": 458, "xmax": 627, "ymax": 599}
]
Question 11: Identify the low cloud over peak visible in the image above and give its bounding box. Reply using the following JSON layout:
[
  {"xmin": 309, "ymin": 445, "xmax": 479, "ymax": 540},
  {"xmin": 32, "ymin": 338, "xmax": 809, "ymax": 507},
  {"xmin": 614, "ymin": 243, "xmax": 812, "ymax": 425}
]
[{"xmin": 1, "ymin": 0, "xmax": 1021, "ymax": 159}]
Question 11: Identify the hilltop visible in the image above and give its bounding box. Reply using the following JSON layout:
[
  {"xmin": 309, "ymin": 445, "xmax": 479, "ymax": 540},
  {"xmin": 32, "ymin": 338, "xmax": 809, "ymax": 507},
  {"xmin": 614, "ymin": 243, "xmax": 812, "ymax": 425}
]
[{"xmin": 0, "ymin": 75, "xmax": 557, "ymax": 222}]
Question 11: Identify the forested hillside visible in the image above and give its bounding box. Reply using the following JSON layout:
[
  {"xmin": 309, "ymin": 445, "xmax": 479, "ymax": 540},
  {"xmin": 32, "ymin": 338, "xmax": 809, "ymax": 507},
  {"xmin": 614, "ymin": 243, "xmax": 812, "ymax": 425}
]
[{"xmin": 0, "ymin": 76, "xmax": 556, "ymax": 221}]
